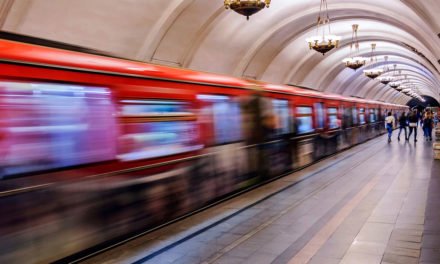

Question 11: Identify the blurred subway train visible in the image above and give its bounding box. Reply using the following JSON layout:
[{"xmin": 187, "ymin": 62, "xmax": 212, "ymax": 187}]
[{"xmin": 0, "ymin": 35, "xmax": 407, "ymax": 263}]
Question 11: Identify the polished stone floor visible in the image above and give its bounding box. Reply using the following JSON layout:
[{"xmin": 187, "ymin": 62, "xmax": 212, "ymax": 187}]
[{"xmin": 83, "ymin": 127, "xmax": 439, "ymax": 264}]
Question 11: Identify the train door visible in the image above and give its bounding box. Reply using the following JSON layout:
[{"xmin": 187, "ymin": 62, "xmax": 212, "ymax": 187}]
[
  {"xmin": 196, "ymin": 93, "xmax": 245, "ymax": 197},
  {"xmin": 314, "ymin": 102, "xmax": 325, "ymax": 131},
  {"xmin": 293, "ymin": 102, "xmax": 315, "ymax": 167},
  {"xmin": 265, "ymin": 96, "xmax": 293, "ymax": 177}
]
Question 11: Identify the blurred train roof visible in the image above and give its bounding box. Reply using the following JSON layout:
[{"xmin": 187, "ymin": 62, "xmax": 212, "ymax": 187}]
[{"xmin": 0, "ymin": 31, "xmax": 403, "ymax": 107}]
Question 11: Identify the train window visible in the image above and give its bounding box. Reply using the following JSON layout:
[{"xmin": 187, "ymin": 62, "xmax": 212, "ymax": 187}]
[
  {"xmin": 272, "ymin": 99, "xmax": 291, "ymax": 135},
  {"xmin": 296, "ymin": 106, "xmax": 314, "ymax": 134},
  {"xmin": 0, "ymin": 81, "xmax": 117, "ymax": 177},
  {"xmin": 197, "ymin": 94, "xmax": 242, "ymax": 145},
  {"xmin": 359, "ymin": 108, "xmax": 366, "ymax": 124},
  {"xmin": 328, "ymin": 107, "xmax": 339, "ymax": 129},
  {"xmin": 118, "ymin": 100, "xmax": 200, "ymax": 161},
  {"xmin": 314, "ymin": 103, "xmax": 325, "ymax": 129},
  {"xmin": 121, "ymin": 100, "xmax": 189, "ymax": 116}
]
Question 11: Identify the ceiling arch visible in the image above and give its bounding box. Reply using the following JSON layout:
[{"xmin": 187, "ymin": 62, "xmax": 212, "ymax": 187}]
[{"xmin": 0, "ymin": 0, "xmax": 438, "ymax": 104}]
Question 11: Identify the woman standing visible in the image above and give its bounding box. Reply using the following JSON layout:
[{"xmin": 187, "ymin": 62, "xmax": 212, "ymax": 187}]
[
  {"xmin": 423, "ymin": 110, "xmax": 434, "ymax": 141},
  {"xmin": 385, "ymin": 112, "xmax": 396, "ymax": 143},
  {"xmin": 397, "ymin": 112, "xmax": 407, "ymax": 141},
  {"xmin": 407, "ymin": 110, "xmax": 418, "ymax": 142}
]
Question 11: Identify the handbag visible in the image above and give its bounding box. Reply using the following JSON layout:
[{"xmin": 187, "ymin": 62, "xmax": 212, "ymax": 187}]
[{"xmin": 409, "ymin": 122, "xmax": 417, "ymax": 127}]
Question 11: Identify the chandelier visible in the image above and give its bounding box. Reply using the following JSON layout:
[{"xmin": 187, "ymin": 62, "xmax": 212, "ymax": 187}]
[
  {"xmin": 377, "ymin": 76, "xmax": 394, "ymax": 85},
  {"xmin": 306, "ymin": 0, "xmax": 341, "ymax": 55},
  {"xmin": 401, "ymin": 87, "xmax": 413, "ymax": 95},
  {"xmin": 389, "ymin": 82, "xmax": 400, "ymax": 89},
  {"xmin": 363, "ymin": 43, "xmax": 383, "ymax": 79},
  {"xmin": 342, "ymin": 24, "xmax": 367, "ymax": 70},
  {"xmin": 388, "ymin": 68, "xmax": 402, "ymax": 89},
  {"xmin": 390, "ymin": 73, "xmax": 407, "ymax": 91},
  {"xmin": 224, "ymin": 0, "xmax": 271, "ymax": 20},
  {"xmin": 376, "ymin": 63, "xmax": 396, "ymax": 85}
]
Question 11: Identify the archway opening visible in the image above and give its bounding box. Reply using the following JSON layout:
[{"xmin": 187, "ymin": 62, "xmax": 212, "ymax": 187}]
[{"xmin": 406, "ymin": 95, "xmax": 440, "ymax": 111}]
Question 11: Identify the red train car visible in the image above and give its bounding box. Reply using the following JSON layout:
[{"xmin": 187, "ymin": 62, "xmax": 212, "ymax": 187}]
[{"xmin": 0, "ymin": 38, "xmax": 407, "ymax": 262}]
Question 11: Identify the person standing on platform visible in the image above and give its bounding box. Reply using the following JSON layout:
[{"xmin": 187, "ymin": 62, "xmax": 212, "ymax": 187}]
[
  {"xmin": 423, "ymin": 110, "xmax": 434, "ymax": 141},
  {"xmin": 385, "ymin": 112, "xmax": 395, "ymax": 143},
  {"xmin": 407, "ymin": 110, "xmax": 418, "ymax": 142},
  {"xmin": 397, "ymin": 112, "xmax": 407, "ymax": 141}
]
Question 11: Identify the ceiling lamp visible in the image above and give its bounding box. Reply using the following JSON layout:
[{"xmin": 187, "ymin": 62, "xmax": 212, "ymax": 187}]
[
  {"xmin": 377, "ymin": 63, "xmax": 396, "ymax": 84},
  {"xmin": 306, "ymin": 0, "xmax": 341, "ymax": 55},
  {"xmin": 377, "ymin": 76, "xmax": 395, "ymax": 85},
  {"xmin": 389, "ymin": 82, "xmax": 400, "ymax": 89},
  {"xmin": 363, "ymin": 44, "xmax": 383, "ymax": 79},
  {"xmin": 364, "ymin": 68, "xmax": 383, "ymax": 79},
  {"xmin": 389, "ymin": 68, "xmax": 402, "ymax": 89},
  {"xmin": 342, "ymin": 24, "xmax": 367, "ymax": 70},
  {"xmin": 224, "ymin": 0, "xmax": 271, "ymax": 20}
]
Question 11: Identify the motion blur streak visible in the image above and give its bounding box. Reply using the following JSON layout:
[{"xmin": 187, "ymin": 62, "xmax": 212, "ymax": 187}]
[{"xmin": 0, "ymin": 81, "xmax": 116, "ymax": 177}]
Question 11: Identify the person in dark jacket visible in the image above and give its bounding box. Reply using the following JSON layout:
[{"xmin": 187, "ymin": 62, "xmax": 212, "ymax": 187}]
[
  {"xmin": 407, "ymin": 110, "xmax": 418, "ymax": 142},
  {"xmin": 397, "ymin": 112, "xmax": 407, "ymax": 141},
  {"xmin": 423, "ymin": 110, "xmax": 434, "ymax": 141}
]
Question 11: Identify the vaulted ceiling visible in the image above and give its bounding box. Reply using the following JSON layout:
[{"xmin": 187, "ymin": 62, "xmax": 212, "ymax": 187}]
[{"xmin": 0, "ymin": 0, "xmax": 439, "ymax": 105}]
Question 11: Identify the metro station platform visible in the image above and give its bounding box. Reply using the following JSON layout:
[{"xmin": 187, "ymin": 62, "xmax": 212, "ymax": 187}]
[{"xmin": 83, "ymin": 129, "xmax": 439, "ymax": 264}]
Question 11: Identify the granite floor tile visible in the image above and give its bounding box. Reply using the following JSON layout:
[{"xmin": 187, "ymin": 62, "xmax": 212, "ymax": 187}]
[
  {"xmin": 308, "ymin": 255, "xmax": 341, "ymax": 264},
  {"xmin": 388, "ymin": 240, "xmax": 421, "ymax": 250},
  {"xmin": 340, "ymin": 251, "xmax": 383, "ymax": 264},
  {"xmin": 313, "ymin": 240, "xmax": 353, "ymax": 259},
  {"xmin": 223, "ymin": 246, "xmax": 258, "ymax": 259},
  {"xmin": 241, "ymin": 252, "xmax": 278, "ymax": 264},
  {"xmin": 216, "ymin": 255, "xmax": 246, "ymax": 264},
  {"xmin": 381, "ymin": 253, "xmax": 418, "ymax": 264},
  {"xmin": 385, "ymin": 246, "xmax": 420, "ymax": 258},
  {"xmin": 356, "ymin": 223, "xmax": 394, "ymax": 244},
  {"xmin": 347, "ymin": 241, "xmax": 387, "ymax": 255},
  {"xmin": 258, "ymin": 239, "xmax": 292, "ymax": 255},
  {"xmin": 394, "ymin": 223, "xmax": 424, "ymax": 232},
  {"xmin": 396, "ymin": 215, "xmax": 425, "ymax": 225},
  {"xmin": 367, "ymin": 214, "xmax": 398, "ymax": 224},
  {"xmin": 392, "ymin": 228, "xmax": 423, "ymax": 237},
  {"xmin": 389, "ymin": 233, "xmax": 422, "ymax": 243}
]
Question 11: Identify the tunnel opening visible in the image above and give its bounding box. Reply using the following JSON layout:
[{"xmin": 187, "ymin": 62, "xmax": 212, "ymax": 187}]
[{"xmin": 406, "ymin": 95, "xmax": 440, "ymax": 111}]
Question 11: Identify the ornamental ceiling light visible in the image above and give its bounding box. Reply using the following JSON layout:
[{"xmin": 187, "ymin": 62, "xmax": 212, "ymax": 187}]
[
  {"xmin": 363, "ymin": 44, "xmax": 383, "ymax": 79},
  {"xmin": 389, "ymin": 68, "xmax": 403, "ymax": 89},
  {"xmin": 224, "ymin": 0, "xmax": 270, "ymax": 20},
  {"xmin": 377, "ymin": 63, "xmax": 396, "ymax": 85},
  {"xmin": 306, "ymin": 0, "xmax": 341, "ymax": 55},
  {"xmin": 397, "ymin": 75, "xmax": 409, "ymax": 91},
  {"xmin": 342, "ymin": 24, "xmax": 367, "ymax": 70},
  {"xmin": 389, "ymin": 82, "xmax": 400, "ymax": 89},
  {"xmin": 377, "ymin": 76, "xmax": 395, "ymax": 85}
]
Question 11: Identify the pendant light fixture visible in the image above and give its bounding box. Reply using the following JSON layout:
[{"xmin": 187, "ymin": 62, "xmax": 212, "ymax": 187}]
[
  {"xmin": 363, "ymin": 43, "xmax": 383, "ymax": 79},
  {"xmin": 342, "ymin": 24, "xmax": 367, "ymax": 70},
  {"xmin": 306, "ymin": 0, "xmax": 341, "ymax": 55},
  {"xmin": 224, "ymin": 0, "xmax": 271, "ymax": 20}
]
